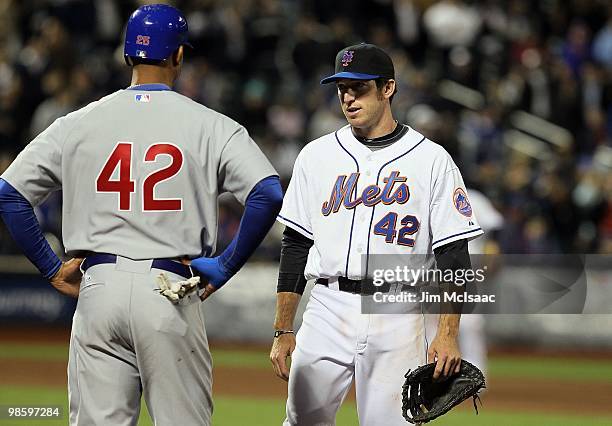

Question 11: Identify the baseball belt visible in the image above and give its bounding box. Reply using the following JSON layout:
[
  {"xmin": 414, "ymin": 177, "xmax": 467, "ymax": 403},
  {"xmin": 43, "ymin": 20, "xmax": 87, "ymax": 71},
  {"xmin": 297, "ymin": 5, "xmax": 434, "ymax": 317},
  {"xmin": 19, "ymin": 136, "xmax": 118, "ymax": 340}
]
[
  {"xmin": 316, "ymin": 277, "xmax": 392, "ymax": 295},
  {"xmin": 82, "ymin": 253, "xmax": 192, "ymax": 279}
]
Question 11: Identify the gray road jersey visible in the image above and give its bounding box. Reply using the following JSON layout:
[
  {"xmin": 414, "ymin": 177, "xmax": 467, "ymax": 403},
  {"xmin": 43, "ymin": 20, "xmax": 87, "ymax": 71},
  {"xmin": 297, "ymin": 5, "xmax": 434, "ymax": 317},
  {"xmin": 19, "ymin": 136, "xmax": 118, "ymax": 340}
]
[{"xmin": 2, "ymin": 89, "xmax": 277, "ymax": 259}]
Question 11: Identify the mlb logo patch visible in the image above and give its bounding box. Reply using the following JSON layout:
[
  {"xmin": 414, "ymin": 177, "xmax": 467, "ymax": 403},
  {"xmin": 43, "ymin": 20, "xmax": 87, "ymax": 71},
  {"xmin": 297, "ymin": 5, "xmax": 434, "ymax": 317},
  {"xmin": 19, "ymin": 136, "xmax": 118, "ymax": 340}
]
[{"xmin": 135, "ymin": 94, "xmax": 151, "ymax": 103}]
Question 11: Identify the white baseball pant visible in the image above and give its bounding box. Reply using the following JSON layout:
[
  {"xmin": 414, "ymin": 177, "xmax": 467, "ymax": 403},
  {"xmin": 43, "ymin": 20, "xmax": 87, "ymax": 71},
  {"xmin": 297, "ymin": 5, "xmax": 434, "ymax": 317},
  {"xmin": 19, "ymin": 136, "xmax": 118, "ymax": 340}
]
[{"xmin": 284, "ymin": 284, "xmax": 426, "ymax": 425}]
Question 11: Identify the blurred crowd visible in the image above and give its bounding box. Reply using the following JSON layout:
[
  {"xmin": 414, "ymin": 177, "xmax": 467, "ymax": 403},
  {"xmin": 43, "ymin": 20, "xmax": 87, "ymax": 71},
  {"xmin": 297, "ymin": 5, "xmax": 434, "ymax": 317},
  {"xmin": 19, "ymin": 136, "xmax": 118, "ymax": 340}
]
[{"xmin": 0, "ymin": 0, "xmax": 611, "ymax": 257}]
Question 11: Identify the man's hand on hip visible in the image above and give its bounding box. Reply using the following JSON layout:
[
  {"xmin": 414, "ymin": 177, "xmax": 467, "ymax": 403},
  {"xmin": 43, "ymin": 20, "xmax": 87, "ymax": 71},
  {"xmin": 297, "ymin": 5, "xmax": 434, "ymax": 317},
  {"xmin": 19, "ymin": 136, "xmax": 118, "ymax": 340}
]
[
  {"xmin": 181, "ymin": 257, "xmax": 226, "ymax": 301},
  {"xmin": 49, "ymin": 258, "xmax": 84, "ymax": 298}
]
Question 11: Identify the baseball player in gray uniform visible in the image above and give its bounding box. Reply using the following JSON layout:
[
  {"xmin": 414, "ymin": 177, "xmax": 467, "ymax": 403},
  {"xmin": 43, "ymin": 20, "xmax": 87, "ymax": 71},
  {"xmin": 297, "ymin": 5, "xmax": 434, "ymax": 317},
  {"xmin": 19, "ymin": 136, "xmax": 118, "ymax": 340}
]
[
  {"xmin": 0, "ymin": 4, "xmax": 282, "ymax": 426},
  {"xmin": 269, "ymin": 43, "xmax": 482, "ymax": 425}
]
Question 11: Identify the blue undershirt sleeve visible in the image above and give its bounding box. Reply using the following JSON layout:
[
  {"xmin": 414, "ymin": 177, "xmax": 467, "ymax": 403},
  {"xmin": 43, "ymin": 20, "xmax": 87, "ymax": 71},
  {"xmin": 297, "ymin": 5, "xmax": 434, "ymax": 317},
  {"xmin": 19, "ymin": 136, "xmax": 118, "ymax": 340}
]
[
  {"xmin": 190, "ymin": 175, "xmax": 283, "ymax": 287},
  {"xmin": 0, "ymin": 178, "xmax": 62, "ymax": 279}
]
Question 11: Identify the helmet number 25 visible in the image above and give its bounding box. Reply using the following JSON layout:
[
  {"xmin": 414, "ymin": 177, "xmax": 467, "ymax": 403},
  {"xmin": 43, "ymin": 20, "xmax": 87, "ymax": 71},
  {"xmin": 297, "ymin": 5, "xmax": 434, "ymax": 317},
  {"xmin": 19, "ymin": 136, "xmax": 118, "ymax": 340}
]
[{"xmin": 96, "ymin": 142, "xmax": 183, "ymax": 212}]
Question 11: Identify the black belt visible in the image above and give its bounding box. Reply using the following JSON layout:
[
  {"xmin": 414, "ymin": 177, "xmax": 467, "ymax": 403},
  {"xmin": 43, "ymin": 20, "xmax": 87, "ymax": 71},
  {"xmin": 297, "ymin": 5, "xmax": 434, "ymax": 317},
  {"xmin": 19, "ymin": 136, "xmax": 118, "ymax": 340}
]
[
  {"xmin": 316, "ymin": 277, "xmax": 391, "ymax": 295},
  {"xmin": 82, "ymin": 254, "xmax": 192, "ymax": 279}
]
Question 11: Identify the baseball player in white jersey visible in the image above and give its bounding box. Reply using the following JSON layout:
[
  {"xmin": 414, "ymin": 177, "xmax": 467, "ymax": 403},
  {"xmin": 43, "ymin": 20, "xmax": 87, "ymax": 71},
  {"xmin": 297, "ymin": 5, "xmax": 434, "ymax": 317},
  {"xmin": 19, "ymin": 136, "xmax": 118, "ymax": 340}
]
[
  {"xmin": 269, "ymin": 43, "xmax": 483, "ymax": 425},
  {"xmin": 0, "ymin": 5, "xmax": 282, "ymax": 426}
]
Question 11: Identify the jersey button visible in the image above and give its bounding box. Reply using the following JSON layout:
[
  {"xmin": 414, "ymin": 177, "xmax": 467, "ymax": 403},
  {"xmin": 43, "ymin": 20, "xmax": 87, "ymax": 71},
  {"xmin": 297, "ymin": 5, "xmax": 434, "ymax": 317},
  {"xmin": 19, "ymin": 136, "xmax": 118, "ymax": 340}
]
[{"xmin": 365, "ymin": 170, "xmax": 372, "ymax": 176}]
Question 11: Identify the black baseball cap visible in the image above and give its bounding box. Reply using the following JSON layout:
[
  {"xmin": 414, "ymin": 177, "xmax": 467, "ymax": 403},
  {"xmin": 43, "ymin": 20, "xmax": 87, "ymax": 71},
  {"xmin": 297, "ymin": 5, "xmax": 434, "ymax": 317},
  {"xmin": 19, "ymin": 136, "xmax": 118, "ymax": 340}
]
[{"xmin": 320, "ymin": 43, "xmax": 395, "ymax": 84}]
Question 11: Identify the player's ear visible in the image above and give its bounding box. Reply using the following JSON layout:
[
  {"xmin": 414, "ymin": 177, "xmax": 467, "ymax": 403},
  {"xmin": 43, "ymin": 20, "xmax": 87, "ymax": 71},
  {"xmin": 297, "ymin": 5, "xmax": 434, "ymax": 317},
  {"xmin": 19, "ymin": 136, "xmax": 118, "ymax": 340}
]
[
  {"xmin": 172, "ymin": 46, "xmax": 184, "ymax": 67},
  {"xmin": 384, "ymin": 79, "xmax": 396, "ymax": 100}
]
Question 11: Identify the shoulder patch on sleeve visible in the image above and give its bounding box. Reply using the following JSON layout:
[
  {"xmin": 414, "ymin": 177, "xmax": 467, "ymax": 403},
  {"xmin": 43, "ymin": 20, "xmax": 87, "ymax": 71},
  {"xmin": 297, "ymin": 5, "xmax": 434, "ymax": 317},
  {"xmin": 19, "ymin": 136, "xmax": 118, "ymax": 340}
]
[{"xmin": 453, "ymin": 188, "xmax": 472, "ymax": 217}]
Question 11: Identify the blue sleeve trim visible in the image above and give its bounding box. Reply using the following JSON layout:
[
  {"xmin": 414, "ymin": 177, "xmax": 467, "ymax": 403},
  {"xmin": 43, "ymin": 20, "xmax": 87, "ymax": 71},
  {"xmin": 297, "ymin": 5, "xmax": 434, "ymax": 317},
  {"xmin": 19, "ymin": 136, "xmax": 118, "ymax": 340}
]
[
  {"xmin": 432, "ymin": 228, "xmax": 483, "ymax": 247},
  {"xmin": 0, "ymin": 179, "xmax": 62, "ymax": 279},
  {"xmin": 277, "ymin": 214, "xmax": 313, "ymax": 237}
]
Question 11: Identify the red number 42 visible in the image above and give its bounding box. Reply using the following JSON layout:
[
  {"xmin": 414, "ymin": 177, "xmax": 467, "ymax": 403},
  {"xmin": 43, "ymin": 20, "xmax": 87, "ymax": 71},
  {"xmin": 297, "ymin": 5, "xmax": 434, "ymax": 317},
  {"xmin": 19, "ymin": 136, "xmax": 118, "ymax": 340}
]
[{"xmin": 96, "ymin": 142, "xmax": 183, "ymax": 211}]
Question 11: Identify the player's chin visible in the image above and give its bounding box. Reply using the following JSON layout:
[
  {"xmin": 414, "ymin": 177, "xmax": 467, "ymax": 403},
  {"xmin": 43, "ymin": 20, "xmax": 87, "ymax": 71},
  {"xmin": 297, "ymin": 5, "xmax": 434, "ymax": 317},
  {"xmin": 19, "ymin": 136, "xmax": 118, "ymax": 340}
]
[{"xmin": 344, "ymin": 114, "xmax": 366, "ymax": 127}]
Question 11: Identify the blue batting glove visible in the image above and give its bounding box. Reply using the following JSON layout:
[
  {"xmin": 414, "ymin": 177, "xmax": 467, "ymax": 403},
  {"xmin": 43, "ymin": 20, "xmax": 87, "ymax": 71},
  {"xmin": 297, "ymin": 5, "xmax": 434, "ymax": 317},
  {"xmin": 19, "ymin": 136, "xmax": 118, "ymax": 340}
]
[{"xmin": 190, "ymin": 256, "xmax": 232, "ymax": 289}]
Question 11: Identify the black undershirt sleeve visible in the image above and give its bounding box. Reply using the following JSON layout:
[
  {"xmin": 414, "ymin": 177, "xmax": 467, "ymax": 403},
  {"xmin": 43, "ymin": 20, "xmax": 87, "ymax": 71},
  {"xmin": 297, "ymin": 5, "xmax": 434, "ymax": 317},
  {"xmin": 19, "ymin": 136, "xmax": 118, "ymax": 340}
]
[
  {"xmin": 433, "ymin": 238, "xmax": 471, "ymax": 314},
  {"xmin": 277, "ymin": 226, "xmax": 313, "ymax": 294},
  {"xmin": 433, "ymin": 238, "xmax": 471, "ymax": 270}
]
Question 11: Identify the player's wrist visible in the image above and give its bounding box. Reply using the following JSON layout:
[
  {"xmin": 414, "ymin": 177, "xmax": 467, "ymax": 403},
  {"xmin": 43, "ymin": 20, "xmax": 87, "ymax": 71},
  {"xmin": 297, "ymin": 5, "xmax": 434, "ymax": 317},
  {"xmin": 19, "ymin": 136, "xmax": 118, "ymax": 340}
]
[
  {"xmin": 47, "ymin": 261, "xmax": 63, "ymax": 282},
  {"xmin": 273, "ymin": 329, "xmax": 294, "ymax": 338},
  {"xmin": 190, "ymin": 256, "xmax": 232, "ymax": 288},
  {"xmin": 273, "ymin": 319, "xmax": 294, "ymax": 330}
]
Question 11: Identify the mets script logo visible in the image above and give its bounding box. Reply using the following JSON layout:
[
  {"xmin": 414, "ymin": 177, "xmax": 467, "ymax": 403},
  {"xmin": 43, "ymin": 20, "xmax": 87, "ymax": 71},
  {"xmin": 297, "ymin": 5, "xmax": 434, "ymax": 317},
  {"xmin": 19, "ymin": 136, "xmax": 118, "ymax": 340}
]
[
  {"xmin": 322, "ymin": 171, "xmax": 409, "ymax": 216},
  {"xmin": 341, "ymin": 50, "xmax": 354, "ymax": 67},
  {"xmin": 453, "ymin": 188, "xmax": 472, "ymax": 217}
]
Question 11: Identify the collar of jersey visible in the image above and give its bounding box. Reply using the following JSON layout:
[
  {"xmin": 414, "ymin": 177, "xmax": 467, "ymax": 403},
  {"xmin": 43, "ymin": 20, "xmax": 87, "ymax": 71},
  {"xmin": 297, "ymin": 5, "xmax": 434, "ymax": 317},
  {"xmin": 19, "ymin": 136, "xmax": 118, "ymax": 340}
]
[
  {"xmin": 126, "ymin": 84, "xmax": 172, "ymax": 91},
  {"xmin": 339, "ymin": 124, "xmax": 423, "ymax": 161}
]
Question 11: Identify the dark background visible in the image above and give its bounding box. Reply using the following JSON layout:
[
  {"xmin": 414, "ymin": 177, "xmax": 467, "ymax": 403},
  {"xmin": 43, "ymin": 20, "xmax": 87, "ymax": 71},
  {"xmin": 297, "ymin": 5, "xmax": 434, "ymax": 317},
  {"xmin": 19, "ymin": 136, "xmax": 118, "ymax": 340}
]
[{"xmin": 0, "ymin": 0, "xmax": 611, "ymax": 258}]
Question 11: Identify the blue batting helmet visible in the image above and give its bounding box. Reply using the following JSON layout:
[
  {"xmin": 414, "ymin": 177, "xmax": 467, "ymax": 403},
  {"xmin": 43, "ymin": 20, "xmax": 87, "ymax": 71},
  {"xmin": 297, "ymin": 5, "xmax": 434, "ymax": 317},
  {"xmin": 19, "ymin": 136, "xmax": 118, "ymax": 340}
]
[{"xmin": 124, "ymin": 4, "xmax": 192, "ymax": 64}]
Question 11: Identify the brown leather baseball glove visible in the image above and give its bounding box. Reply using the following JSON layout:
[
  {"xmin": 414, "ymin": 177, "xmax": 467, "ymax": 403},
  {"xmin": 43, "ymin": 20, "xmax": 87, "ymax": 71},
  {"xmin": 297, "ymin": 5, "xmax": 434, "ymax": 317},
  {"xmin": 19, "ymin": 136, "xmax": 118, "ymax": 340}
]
[{"xmin": 401, "ymin": 359, "xmax": 485, "ymax": 424}]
